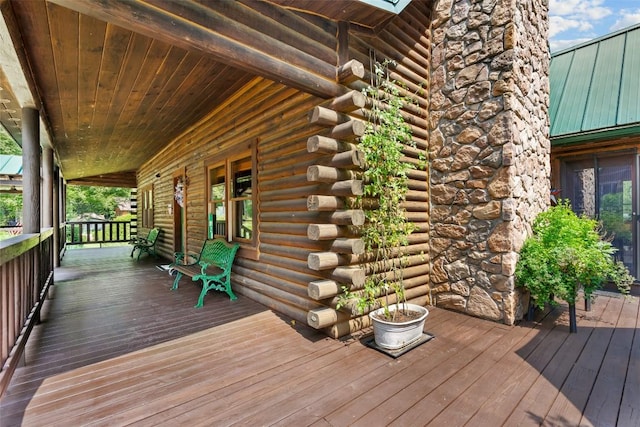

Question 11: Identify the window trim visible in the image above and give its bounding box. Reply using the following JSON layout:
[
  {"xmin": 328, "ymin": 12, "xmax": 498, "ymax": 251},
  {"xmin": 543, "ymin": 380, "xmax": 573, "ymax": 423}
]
[
  {"xmin": 205, "ymin": 141, "xmax": 257, "ymax": 256},
  {"xmin": 140, "ymin": 184, "xmax": 154, "ymax": 228}
]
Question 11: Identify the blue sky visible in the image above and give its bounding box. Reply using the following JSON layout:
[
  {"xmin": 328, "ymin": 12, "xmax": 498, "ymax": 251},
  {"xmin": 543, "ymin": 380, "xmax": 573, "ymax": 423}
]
[{"xmin": 549, "ymin": 0, "xmax": 640, "ymax": 52}]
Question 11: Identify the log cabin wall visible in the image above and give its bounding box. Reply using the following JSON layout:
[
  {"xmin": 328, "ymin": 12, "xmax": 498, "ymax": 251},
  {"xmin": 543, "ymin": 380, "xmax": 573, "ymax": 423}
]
[
  {"xmin": 136, "ymin": 1, "xmax": 434, "ymax": 339},
  {"xmin": 306, "ymin": 1, "xmax": 433, "ymax": 338},
  {"xmin": 137, "ymin": 78, "xmax": 326, "ymax": 311}
]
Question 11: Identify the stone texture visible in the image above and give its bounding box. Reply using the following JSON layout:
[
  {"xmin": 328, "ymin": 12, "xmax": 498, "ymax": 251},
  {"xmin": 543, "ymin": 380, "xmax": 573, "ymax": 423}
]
[
  {"xmin": 458, "ymin": 126, "xmax": 483, "ymax": 143},
  {"xmin": 467, "ymin": 286, "xmax": 503, "ymax": 320},
  {"xmin": 436, "ymin": 293, "xmax": 467, "ymax": 309},
  {"xmin": 445, "ymin": 259, "xmax": 471, "ymax": 281},
  {"xmin": 473, "ymin": 201, "xmax": 501, "ymax": 220},
  {"xmin": 429, "ymin": 0, "xmax": 549, "ymax": 325}
]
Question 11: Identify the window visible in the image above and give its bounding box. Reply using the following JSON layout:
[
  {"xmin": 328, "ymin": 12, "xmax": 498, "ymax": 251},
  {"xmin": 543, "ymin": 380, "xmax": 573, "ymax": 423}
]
[
  {"xmin": 562, "ymin": 154, "xmax": 636, "ymax": 278},
  {"xmin": 209, "ymin": 165, "xmax": 226, "ymax": 238},
  {"xmin": 207, "ymin": 147, "xmax": 255, "ymax": 247},
  {"xmin": 141, "ymin": 184, "xmax": 154, "ymax": 228},
  {"xmin": 231, "ymin": 155, "xmax": 253, "ymax": 240}
]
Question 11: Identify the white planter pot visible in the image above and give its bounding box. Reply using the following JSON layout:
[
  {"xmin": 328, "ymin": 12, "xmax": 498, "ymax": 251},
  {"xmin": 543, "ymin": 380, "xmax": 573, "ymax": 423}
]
[{"xmin": 369, "ymin": 303, "xmax": 429, "ymax": 350}]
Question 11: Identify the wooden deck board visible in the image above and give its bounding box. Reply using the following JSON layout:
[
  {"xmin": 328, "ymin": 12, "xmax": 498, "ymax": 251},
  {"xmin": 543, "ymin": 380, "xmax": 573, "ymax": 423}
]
[
  {"xmin": 273, "ymin": 310, "xmax": 472, "ymax": 426},
  {"xmin": 544, "ymin": 296, "xmax": 625, "ymax": 426},
  {"xmin": 465, "ymin": 310, "xmax": 573, "ymax": 426},
  {"xmin": 503, "ymin": 297, "xmax": 612, "ymax": 426},
  {"xmin": 581, "ymin": 295, "xmax": 639, "ymax": 426},
  {"xmin": 1, "ymin": 246, "xmax": 638, "ymax": 427},
  {"xmin": 426, "ymin": 316, "xmax": 554, "ymax": 426},
  {"xmin": 327, "ymin": 316, "xmax": 498, "ymax": 426},
  {"xmin": 384, "ymin": 322, "xmax": 525, "ymax": 426},
  {"xmin": 618, "ymin": 294, "xmax": 640, "ymax": 427}
]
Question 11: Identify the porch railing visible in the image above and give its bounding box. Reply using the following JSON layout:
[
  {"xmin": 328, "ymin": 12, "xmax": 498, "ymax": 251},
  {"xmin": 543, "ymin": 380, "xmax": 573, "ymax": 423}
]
[
  {"xmin": 0, "ymin": 228, "xmax": 54, "ymax": 397},
  {"xmin": 66, "ymin": 220, "xmax": 132, "ymax": 245},
  {"xmin": 0, "ymin": 226, "xmax": 23, "ymax": 237}
]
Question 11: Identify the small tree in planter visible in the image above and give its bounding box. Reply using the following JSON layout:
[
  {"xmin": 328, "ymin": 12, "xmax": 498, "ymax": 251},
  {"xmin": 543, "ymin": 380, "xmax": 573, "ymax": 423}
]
[
  {"xmin": 338, "ymin": 60, "xmax": 427, "ymax": 349},
  {"xmin": 515, "ymin": 200, "xmax": 632, "ymax": 332}
]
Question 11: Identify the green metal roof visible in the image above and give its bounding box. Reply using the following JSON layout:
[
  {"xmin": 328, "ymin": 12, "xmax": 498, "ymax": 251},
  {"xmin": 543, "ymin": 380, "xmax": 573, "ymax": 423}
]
[
  {"xmin": 550, "ymin": 23, "xmax": 640, "ymax": 146},
  {"xmin": 0, "ymin": 155, "xmax": 22, "ymax": 193},
  {"xmin": 357, "ymin": 0, "xmax": 411, "ymax": 14},
  {"xmin": 0, "ymin": 155, "xmax": 22, "ymax": 175}
]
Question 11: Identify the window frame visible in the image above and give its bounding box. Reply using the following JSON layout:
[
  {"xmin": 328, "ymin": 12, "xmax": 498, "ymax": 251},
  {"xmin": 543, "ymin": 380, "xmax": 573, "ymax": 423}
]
[
  {"xmin": 205, "ymin": 142, "xmax": 257, "ymax": 253},
  {"xmin": 140, "ymin": 184, "xmax": 154, "ymax": 228}
]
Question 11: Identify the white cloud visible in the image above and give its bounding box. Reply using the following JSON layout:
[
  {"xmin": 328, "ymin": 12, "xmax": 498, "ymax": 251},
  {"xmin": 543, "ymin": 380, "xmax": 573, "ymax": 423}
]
[
  {"xmin": 549, "ymin": 0, "xmax": 611, "ymax": 18},
  {"xmin": 549, "ymin": 0, "xmax": 611, "ymax": 37},
  {"xmin": 550, "ymin": 38, "xmax": 593, "ymax": 53},
  {"xmin": 549, "ymin": 16, "xmax": 593, "ymax": 38},
  {"xmin": 611, "ymin": 9, "xmax": 640, "ymax": 31}
]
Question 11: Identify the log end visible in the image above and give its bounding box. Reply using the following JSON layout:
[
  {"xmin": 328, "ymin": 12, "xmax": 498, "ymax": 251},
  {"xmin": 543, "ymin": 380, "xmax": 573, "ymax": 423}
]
[
  {"xmin": 308, "ymin": 251, "xmax": 340, "ymax": 271},
  {"xmin": 307, "ymin": 307, "xmax": 338, "ymax": 329},
  {"xmin": 308, "ymin": 279, "xmax": 340, "ymax": 300}
]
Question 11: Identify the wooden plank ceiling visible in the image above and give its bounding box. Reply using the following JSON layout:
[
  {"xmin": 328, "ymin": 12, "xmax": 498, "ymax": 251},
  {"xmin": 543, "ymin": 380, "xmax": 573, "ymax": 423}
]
[{"xmin": 0, "ymin": 0, "xmax": 397, "ymax": 187}]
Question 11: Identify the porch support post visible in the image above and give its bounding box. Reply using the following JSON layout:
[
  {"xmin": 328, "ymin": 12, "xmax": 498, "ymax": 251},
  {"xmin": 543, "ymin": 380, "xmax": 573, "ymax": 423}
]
[
  {"xmin": 53, "ymin": 166, "xmax": 61, "ymax": 266},
  {"xmin": 42, "ymin": 145, "xmax": 54, "ymax": 228},
  {"xmin": 22, "ymin": 107, "xmax": 41, "ymax": 234}
]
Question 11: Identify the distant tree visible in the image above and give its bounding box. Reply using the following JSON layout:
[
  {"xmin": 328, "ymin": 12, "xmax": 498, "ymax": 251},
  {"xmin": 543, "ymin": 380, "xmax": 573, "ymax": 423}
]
[
  {"xmin": 66, "ymin": 185, "xmax": 131, "ymax": 220},
  {"xmin": 0, "ymin": 193, "xmax": 22, "ymax": 225},
  {"xmin": 0, "ymin": 128, "xmax": 22, "ymax": 225},
  {"xmin": 1, "ymin": 128, "xmax": 131, "ymax": 224},
  {"xmin": 0, "ymin": 127, "xmax": 21, "ymax": 154}
]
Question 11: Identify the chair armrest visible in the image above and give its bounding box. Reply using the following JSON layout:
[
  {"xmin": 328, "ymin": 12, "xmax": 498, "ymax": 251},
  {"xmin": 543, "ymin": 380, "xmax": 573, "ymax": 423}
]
[
  {"xmin": 174, "ymin": 251, "xmax": 200, "ymax": 265},
  {"xmin": 198, "ymin": 261, "xmax": 211, "ymax": 275}
]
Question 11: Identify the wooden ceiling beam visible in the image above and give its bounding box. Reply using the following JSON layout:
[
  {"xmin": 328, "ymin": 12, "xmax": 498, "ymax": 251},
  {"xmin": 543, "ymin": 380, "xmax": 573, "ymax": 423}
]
[
  {"xmin": 48, "ymin": 0, "xmax": 346, "ymax": 99},
  {"xmin": 66, "ymin": 171, "xmax": 137, "ymax": 188}
]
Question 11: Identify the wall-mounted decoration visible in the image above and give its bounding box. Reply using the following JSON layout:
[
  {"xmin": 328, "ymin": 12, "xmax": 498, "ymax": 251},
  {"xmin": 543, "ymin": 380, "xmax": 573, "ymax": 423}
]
[{"xmin": 174, "ymin": 178, "xmax": 185, "ymax": 207}]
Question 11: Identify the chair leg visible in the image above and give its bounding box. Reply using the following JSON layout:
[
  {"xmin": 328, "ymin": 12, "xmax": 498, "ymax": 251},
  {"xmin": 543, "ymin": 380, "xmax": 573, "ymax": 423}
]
[
  {"xmin": 194, "ymin": 278, "xmax": 237, "ymax": 308},
  {"xmin": 195, "ymin": 278, "xmax": 214, "ymax": 308},
  {"xmin": 171, "ymin": 272, "xmax": 183, "ymax": 290},
  {"xmin": 225, "ymin": 278, "xmax": 237, "ymax": 301},
  {"xmin": 195, "ymin": 289, "xmax": 207, "ymax": 308}
]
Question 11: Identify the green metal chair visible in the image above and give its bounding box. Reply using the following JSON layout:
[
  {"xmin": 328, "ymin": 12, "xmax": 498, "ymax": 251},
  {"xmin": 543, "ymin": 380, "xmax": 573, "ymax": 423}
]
[
  {"xmin": 171, "ymin": 238, "xmax": 240, "ymax": 307},
  {"xmin": 130, "ymin": 227, "xmax": 160, "ymax": 261}
]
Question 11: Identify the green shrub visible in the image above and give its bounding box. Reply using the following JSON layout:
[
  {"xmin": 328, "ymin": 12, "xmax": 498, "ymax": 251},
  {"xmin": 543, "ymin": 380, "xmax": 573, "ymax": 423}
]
[{"xmin": 516, "ymin": 200, "xmax": 632, "ymax": 311}]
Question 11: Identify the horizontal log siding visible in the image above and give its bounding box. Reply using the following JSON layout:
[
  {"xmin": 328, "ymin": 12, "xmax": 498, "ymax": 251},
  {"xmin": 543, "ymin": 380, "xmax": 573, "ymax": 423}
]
[
  {"xmin": 138, "ymin": 77, "xmax": 328, "ymax": 325},
  {"xmin": 255, "ymin": 102, "xmax": 334, "ymax": 319},
  {"xmin": 137, "ymin": 1, "xmax": 432, "ymax": 338},
  {"xmin": 307, "ymin": 2, "xmax": 433, "ymax": 337}
]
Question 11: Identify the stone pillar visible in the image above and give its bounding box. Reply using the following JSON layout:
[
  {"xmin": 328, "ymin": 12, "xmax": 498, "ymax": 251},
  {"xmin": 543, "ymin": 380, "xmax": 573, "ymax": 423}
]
[
  {"xmin": 22, "ymin": 107, "xmax": 41, "ymax": 235},
  {"xmin": 429, "ymin": 0, "xmax": 549, "ymax": 324}
]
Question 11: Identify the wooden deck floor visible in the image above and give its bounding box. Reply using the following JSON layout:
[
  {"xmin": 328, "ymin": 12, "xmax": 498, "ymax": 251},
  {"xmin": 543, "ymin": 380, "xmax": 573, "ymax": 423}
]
[{"xmin": 1, "ymin": 246, "xmax": 638, "ymax": 427}]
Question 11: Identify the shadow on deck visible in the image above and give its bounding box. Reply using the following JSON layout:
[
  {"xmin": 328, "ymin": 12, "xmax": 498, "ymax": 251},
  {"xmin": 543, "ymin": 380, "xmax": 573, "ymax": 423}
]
[{"xmin": 1, "ymin": 246, "xmax": 638, "ymax": 426}]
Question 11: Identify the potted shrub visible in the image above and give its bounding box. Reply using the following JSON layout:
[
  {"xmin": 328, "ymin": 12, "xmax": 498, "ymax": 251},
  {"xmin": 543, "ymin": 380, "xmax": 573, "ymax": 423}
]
[
  {"xmin": 515, "ymin": 200, "xmax": 632, "ymax": 332},
  {"xmin": 338, "ymin": 60, "xmax": 428, "ymax": 350}
]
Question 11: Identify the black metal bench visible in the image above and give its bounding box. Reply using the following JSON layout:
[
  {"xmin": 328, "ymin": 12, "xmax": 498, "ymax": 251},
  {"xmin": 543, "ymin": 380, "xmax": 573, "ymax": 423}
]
[{"xmin": 170, "ymin": 238, "xmax": 240, "ymax": 307}]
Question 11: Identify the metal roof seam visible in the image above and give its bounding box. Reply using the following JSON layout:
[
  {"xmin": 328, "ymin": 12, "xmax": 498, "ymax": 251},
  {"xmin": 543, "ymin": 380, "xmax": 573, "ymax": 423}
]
[
  {"xmin": 579, "ymin": 42, "xmax": 600, "ymax": 133},
  {"xmin": 615, "ymin": 31, "xmax": 628, "ymax": 127}
]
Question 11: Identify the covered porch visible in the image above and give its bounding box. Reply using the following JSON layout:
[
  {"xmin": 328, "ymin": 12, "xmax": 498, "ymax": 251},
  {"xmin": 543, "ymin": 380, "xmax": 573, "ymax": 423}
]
[{"xmin": 1, "ymin": 247, "xmax": 638, "ymax": 426}]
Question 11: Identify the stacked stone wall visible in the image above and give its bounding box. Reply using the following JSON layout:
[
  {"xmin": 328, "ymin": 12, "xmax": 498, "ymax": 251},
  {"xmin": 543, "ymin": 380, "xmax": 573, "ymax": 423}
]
[{"xmin": 429, "ymin": 0, "xmax": 549, "ymax": 324}]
